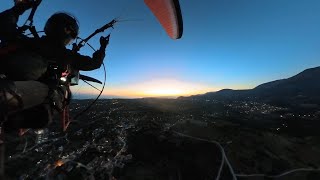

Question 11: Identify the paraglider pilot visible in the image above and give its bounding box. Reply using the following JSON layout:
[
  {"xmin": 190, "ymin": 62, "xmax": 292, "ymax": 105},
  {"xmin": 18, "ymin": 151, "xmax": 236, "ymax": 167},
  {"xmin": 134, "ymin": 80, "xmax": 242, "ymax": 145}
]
[{"xmin": 0, "ymin": 0, "xmax": 110, "ymax": 129}]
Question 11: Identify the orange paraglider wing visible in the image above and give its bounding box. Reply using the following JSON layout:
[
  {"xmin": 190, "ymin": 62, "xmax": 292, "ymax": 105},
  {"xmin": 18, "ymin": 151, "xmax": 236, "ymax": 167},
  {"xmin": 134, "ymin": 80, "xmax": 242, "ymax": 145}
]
[{"xmin": 144, "ymin": 0, "xmax": 183, "ymax": 39}]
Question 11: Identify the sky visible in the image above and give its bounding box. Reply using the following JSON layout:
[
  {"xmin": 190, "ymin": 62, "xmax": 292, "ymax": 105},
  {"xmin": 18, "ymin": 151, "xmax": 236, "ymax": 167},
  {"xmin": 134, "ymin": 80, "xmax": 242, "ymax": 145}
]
[{"xmin": 1, "ymin": 0, "xmax": 320, "ymax": 98}]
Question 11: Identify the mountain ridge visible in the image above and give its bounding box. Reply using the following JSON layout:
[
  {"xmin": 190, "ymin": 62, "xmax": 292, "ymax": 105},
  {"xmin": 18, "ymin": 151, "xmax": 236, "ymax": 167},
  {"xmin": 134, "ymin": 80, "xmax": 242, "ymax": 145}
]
[{"xmin": 179, "ymin": 66, "xmax": 320, "ymax": 106}]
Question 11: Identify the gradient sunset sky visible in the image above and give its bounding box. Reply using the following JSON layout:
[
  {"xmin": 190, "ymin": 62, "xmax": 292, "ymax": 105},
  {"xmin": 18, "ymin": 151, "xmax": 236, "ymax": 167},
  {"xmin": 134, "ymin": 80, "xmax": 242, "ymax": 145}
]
[{"xmin": 1, "ymin": 0, "xmax": 320, "ymax": 98}]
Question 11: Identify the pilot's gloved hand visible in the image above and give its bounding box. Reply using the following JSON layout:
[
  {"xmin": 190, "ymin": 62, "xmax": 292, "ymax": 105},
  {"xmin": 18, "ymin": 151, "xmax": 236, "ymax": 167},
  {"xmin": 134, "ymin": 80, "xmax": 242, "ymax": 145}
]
[
  {"xmin": 99, "ymin": 35, "xmax": 110, "ymax": 50},
  {"xmin": 13, "ymin": 0, "xmax": 35, "ymax": 15}
]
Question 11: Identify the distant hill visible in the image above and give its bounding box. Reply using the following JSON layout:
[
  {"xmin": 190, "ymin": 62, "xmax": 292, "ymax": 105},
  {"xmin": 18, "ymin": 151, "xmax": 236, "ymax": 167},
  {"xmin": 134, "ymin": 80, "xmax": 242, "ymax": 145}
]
[{"xmin": 179, "ymin": 66, "xmax": 320, "ymax": 106}]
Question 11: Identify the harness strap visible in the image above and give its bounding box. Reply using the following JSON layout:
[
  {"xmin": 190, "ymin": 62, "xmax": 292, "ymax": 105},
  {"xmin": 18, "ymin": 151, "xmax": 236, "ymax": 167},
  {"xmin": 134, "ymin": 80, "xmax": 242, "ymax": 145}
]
[
  {"xmin": 0, "ymin": 77, "xmax": 24, "ymax": 129},
  {"xmin": 0, "ymin": 140, "xmax": 4, "ymax": 179},
  {"xmin": 0, "ymin": 78, "xmax": 8, "ymax": 179},
  {"xmin": 61, "ymin": 105, "xmax": 70, "ymax": 131}
]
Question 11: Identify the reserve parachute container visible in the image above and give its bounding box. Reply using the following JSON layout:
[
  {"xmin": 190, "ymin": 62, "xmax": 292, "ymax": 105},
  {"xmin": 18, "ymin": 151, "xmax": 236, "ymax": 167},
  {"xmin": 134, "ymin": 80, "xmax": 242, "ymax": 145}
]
[{"xmin": 144, "ymin": 0, "xmax": 183, "ymax": 39}]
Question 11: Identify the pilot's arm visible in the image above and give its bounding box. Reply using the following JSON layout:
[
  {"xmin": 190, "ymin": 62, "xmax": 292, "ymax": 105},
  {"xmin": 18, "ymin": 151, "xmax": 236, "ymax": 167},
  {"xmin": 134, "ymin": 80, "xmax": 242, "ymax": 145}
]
[
  {"xmin": 0, "ymin": 1, "xmax": 33, "ymax": 43},
  {"xmin": 68, "ymin": 35, "xmax": 110, "ymax": 71}
]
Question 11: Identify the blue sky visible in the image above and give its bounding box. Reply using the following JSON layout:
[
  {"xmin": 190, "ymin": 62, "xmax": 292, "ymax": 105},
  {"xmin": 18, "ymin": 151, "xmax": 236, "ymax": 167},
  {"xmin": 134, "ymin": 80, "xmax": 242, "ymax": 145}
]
[{"xmin": 1, "ymin": 0, "xmax": 320, "ymax": 98}]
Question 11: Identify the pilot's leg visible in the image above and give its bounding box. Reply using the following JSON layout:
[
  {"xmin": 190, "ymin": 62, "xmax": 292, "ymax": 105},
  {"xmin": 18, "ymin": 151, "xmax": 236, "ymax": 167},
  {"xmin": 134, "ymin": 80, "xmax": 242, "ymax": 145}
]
[
  {"xmin": 0, "ymin": 80, "xmax": 49, "ymax": 122},
  {"xmin": 14, "ymin": 81, "xmax": 49, "ymax": 110}
]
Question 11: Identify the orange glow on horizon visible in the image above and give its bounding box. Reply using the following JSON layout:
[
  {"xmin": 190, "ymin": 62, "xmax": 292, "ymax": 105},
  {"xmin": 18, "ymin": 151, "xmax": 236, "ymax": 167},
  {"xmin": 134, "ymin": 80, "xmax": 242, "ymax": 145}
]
[
  {"xmin": 72, "ymin": 79, "xmax": 220, "ymax": 98},
  {"xmin": 144, "ymin": 88, "xmax": 184, "ymax": 97},
  {"xmin": 104, "ymin": 79, "xmax": 217, "ymax": 98}
]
